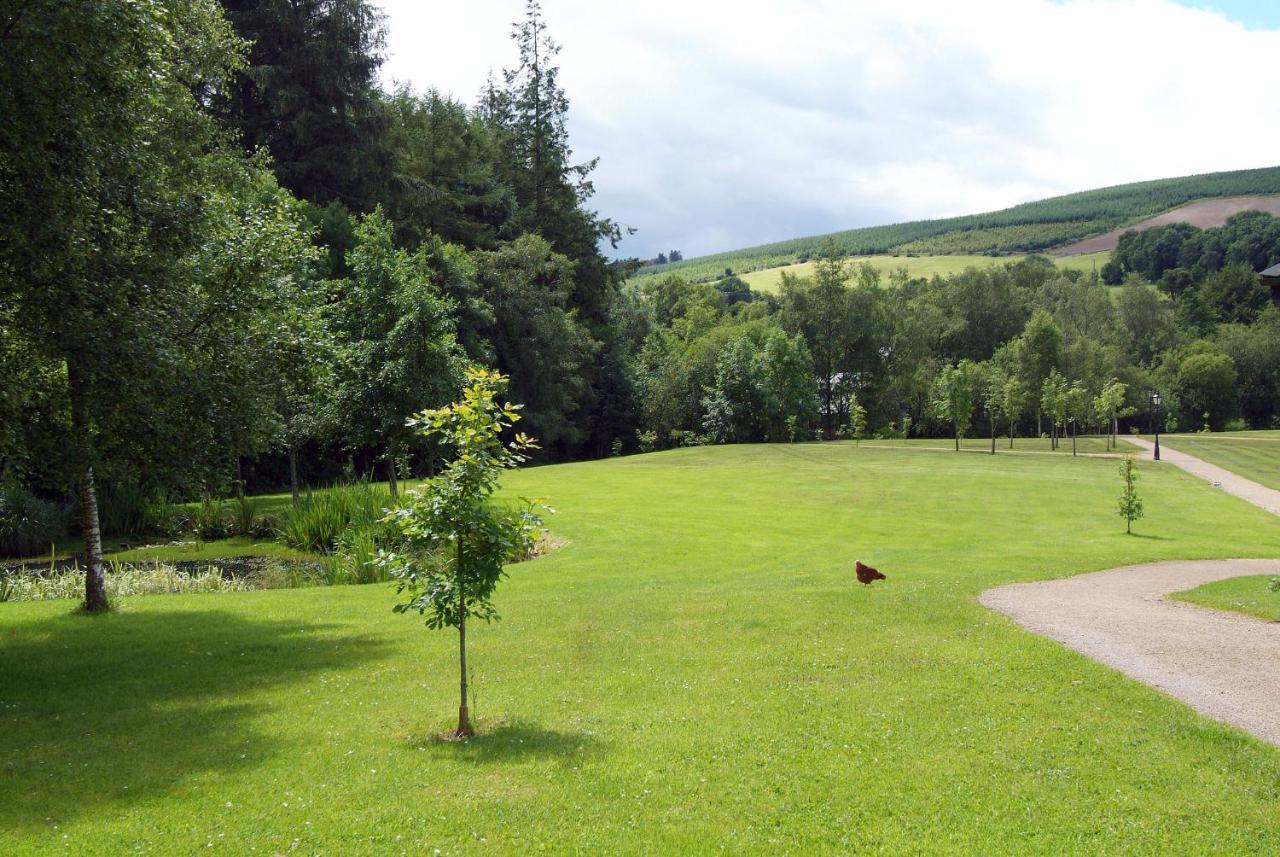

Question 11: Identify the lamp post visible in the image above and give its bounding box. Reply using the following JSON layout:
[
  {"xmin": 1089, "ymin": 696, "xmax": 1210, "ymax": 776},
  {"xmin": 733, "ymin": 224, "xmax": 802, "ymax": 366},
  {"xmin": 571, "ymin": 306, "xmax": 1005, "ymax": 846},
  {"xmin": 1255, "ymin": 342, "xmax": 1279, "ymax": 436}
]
[{"xmin": 1151, "ymin": 391, "xmax": 1162, "ymax": 461}]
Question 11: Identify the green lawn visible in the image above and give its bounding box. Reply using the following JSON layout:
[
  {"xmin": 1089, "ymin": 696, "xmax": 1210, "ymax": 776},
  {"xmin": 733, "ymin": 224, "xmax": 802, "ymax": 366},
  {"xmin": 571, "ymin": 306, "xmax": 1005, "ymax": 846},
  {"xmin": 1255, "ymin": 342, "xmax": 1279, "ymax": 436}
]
[
  {"xmin": 1160, "ymin": 431, "xmax": 1280, "ymax": 492},
  {"xmin": 1174, "ymin": 574, "xmax": 1280, "ymax": 621},
  {"xmin": 737, "ymin": 251, "xmax": 1110, "ymax": 293},
  {"xmin": 4, "ymin": 443, "xmax": 1280, "ymax": 854}
]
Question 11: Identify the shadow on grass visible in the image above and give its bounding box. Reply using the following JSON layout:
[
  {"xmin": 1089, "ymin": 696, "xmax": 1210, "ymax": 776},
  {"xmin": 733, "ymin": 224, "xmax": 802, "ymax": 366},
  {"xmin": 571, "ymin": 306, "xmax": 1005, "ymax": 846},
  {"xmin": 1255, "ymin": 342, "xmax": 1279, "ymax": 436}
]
[
  {"xmin": 0, "ymin": 606, "xmax": 389, "ymax": 831},
  {"xmin": 1125, "ymin": 532, "xmax": 1174, "ymax": 541},
  {"xmin": 409, "ymin": 721, "xmax": 603, "ymax": 765}
]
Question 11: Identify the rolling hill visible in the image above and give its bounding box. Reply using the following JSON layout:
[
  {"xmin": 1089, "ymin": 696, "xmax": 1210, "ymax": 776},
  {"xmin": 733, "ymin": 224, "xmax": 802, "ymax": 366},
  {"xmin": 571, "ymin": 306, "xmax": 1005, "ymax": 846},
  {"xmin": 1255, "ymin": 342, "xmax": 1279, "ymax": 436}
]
[{"xmin": 630, "ymin": 165, "xmax": 1280, "ymax": 285}]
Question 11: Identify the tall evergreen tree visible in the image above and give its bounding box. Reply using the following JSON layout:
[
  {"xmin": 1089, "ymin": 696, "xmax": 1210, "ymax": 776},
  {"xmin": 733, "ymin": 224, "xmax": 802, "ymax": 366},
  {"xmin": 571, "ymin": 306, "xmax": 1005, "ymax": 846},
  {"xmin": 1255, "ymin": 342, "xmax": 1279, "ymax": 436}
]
[{"xmin": 215, "ymin": 0, "xmax": 391, "ymax": 211}]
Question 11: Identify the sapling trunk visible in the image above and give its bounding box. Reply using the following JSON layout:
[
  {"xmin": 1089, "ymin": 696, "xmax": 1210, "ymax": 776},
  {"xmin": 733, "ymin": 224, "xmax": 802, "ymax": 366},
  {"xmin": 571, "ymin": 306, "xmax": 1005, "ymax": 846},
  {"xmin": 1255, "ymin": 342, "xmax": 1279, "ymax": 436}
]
[
  {"xmin": 456, "ymin": 539, "xmax": 472, "ymax": 737},
  {"xmin": 990, "ymin": 416, "xmax": 996, "ymax": 455},
  {"xmin": 1072, "ymin": 421, "xmax": 1077, "ymax": 457},
  {"xmin": 288, "ymin": 445, "xmax": 300, "ymax": 507}
]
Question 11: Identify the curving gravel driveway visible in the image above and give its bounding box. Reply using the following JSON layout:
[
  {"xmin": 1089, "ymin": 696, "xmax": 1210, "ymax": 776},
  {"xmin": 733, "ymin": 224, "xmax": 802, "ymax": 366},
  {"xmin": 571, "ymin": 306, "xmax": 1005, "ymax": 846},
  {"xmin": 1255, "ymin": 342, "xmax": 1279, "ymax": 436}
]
[
  {"xmin": 983, "ymin": 439, "xmax": 1280, "ymax": 746},
  {"xmin": 982, "ymin": 559, "xmax": 1280, "ymax": 746}
]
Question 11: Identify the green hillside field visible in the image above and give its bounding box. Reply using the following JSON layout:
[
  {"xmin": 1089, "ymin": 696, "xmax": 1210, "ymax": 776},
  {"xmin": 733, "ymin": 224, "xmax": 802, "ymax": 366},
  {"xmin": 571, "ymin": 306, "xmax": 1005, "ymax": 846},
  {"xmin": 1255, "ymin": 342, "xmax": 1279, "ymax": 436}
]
[
  {"xmin": 4, "ymin": 443, "xmax": 1280, "ymax": 854},
  {"xmin": 736, "ymin": 251, "xmax": 1110, "ymax": 293},
  {"xmin": 631, "ymin": 164, "xmax": 1280, "ymax": 285}
]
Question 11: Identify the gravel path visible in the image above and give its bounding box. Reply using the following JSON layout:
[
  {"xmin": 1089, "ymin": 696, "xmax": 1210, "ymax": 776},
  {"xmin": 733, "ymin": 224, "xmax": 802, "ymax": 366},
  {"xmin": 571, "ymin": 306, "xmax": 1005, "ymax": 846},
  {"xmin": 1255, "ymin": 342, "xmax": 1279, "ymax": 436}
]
[
  {"xmin": 982, "ymin": 559, "xmax": 1280, "ymax": 745},
  {"xmin": 983, "ymin": 440, "xmax": 1280, "ymax": 746},
  {"xmin": 1123, "ymin": 435, "xmax": 1280, "ymax": 515}
]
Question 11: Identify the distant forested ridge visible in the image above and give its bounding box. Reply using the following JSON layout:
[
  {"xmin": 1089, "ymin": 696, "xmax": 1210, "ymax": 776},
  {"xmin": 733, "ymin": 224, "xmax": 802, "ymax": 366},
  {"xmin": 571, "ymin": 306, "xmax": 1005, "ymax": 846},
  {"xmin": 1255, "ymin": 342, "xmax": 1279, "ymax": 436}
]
[{"xmin": 635, "ymin": 166, "xmax": 1280, "ymax": 284}]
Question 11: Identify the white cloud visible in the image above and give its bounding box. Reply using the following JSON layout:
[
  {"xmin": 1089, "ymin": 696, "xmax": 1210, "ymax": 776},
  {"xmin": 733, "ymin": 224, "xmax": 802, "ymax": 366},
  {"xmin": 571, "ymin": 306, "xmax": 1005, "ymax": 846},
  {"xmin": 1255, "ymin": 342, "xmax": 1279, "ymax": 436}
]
[{"xmin": 376, "ymin": 0, "xmax": 1280, "ymax": 259}]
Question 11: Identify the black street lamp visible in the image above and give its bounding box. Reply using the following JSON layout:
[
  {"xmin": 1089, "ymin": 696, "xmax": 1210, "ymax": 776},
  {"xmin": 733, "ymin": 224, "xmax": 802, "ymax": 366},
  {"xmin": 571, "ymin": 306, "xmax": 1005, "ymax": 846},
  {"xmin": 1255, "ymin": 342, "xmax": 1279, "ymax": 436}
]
[{"xmin": 1151, "ymin": 390, "xmax": 1162, "ymax": 461}]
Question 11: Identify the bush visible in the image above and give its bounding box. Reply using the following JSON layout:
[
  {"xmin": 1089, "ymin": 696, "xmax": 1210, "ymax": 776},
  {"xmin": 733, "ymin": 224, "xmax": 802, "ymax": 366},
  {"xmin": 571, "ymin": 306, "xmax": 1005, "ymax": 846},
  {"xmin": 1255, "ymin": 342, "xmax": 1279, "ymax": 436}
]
[
  {"xmin": 97, "ymin": 480, "xmax": 182, "ymax": 538},
  {"xmin": 229, "ymin": 496, "xmax": 257, "ymax": 537},
  {"xmin": 0, "ymin": 481, "xmax": 69, "ymax": 557},
  {"xmin": 97, "ymin": 478, "xmax": 149, "ymax": 538},
  {"xmin": 279, "ymin": 482, "xmax": 392, "ymax": 554},
  {"xmin": 1224, "ymin": 418, "xmax": 1249, "ymax": 433},
  {"xmin": 187, "ymin": 497, "xmax": 230, "ymax": 541}
]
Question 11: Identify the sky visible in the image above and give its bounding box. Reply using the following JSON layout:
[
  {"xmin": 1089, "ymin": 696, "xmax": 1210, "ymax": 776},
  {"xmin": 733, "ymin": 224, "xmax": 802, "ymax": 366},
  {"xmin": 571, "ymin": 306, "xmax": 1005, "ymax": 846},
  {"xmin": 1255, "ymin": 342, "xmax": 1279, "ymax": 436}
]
[{"xmin": 376, "ymin": 0, "xmax": 1280, "ymax": 261}]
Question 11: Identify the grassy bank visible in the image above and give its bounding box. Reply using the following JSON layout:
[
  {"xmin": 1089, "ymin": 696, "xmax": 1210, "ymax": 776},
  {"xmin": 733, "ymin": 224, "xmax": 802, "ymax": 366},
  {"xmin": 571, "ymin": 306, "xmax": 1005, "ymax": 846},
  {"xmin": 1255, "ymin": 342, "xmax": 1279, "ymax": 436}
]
[{"xmin": 3, "ymin": 444, "xmax": 1280, "ymax": 853}]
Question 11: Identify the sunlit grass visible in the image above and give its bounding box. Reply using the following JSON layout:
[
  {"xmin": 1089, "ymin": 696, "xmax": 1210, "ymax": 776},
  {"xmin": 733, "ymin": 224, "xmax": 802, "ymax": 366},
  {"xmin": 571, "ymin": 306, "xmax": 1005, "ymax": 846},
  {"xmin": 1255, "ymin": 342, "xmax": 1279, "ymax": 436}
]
[
  {"xmin": 3, "ymin": 443, "xmax": 1280, "ymax": 853},
  {"xmin": 1174, "ymin": 574, "xmax": 1280, "ymax": 622}
]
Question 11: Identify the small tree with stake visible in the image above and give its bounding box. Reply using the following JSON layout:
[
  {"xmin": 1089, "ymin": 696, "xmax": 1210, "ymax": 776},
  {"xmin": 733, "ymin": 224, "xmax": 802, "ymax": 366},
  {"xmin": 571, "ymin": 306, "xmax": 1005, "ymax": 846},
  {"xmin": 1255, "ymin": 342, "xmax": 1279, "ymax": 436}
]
[
  {"xmin": 380, "ymin": 368, "xmax": 544, "ymax": 737},
  {"xmin": 1118, "ymin": 457, "xmax": 1144, "ymax": 534}
]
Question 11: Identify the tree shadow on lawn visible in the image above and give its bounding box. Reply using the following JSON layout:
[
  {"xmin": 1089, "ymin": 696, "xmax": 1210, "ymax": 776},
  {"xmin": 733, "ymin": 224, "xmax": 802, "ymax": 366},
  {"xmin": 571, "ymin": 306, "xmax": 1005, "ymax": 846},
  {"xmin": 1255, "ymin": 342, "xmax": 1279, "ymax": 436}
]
[
  {"xmin": 409, "ymin": 721, "xmax": 603, "ymax": 766},
  {"xmin": 0, "ymin": 607, "xmax": 390, "ymax": 832}
]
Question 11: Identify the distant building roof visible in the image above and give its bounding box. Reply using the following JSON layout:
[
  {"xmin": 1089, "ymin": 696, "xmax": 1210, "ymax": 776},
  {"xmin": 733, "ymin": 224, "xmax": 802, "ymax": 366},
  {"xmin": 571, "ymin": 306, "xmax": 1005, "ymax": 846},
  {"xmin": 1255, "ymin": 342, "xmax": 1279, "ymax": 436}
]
[{"xmin": 1261, "ymin": 263, "xmax": 1280, "ymax": 278}]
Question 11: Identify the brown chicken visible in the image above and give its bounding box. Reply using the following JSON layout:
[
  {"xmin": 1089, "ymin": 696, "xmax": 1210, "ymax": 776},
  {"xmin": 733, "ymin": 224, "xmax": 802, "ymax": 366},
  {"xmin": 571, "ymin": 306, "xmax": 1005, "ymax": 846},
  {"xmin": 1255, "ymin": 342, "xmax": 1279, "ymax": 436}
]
[{"xmin": 855, "ymin": 561, "xmax": 886, "ymax": 585}]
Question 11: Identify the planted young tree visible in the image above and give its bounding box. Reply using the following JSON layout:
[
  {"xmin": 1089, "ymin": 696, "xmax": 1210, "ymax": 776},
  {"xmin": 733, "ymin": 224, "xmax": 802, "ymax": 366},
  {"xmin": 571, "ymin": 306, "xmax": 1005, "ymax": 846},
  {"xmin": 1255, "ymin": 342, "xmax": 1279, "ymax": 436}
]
[
  {"xmin": 847, "ymin": 395, "xmax": 868, "ymax": 446},
  {"xmin": 1094, "ymin": 379, "xmax": 1128, "ymax": 450},
  {"xmin": 1065, "ymin": 382, "xmax": 1090, "ymax": 457},
  {"xmin": 930, "ymin": 361, "xmax": 978, "ymax": 451},
  {"xmin": 381, "ymin": 369, "xmax": 544, "ymax": 737},
  {"xmin": 1117, "ymin": 457, "xmax": 1144, "ymax": 534},
  {"xmin": 1040, "ymin": 370, "xmax": 1069, "ymax": 450}
]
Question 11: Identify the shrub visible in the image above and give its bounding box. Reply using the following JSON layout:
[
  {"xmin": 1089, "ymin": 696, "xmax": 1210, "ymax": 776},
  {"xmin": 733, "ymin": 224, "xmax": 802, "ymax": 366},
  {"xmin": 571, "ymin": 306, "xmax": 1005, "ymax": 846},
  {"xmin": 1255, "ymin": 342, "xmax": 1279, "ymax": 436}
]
[
  {"xmin": 279, "ymin": 482, "xmax": 392, "ymax": 554},
  {"xmin": 250, "ymin": 512, "xmax": 281, "ymax": 539},
  {"xmin": 229, "ymin": 496, "xmax": 258, "ymax": 537},
  {"xmin": 0, "ymin": 481, "xmax": 69, "ymax": 557},
  {"xmin": 97, "ymin": 478, "xmax": 150, "ymax": 537},
  {"xmin": 187, "ymin": 497, "xmax": 230, "ymax": 541}
]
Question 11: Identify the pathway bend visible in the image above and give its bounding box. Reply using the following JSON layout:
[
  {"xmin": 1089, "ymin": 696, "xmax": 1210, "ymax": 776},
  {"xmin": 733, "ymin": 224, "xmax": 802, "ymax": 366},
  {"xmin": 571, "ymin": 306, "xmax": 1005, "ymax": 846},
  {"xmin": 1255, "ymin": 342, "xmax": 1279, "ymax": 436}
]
[
  {"xmin": 984, "ymin": 438, "xmax": 1280, "ymax": 746},
  {"xmin": 982, "ymin": 559, "xmax": 1280, "ymax": 746}
]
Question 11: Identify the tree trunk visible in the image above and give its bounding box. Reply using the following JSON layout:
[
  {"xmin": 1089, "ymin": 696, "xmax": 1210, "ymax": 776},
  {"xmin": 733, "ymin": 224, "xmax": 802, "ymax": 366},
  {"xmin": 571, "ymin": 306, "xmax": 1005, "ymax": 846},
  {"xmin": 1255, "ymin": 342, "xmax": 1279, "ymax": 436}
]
[
  {"xmin": 990, "ymin": 417, "xmax": 996, "ymax": 455},
  {"xmin": 78, "ymin": 468, "xmax": 108, "ymax": 612},
  {"xmin": 288, "ymin": 445, "xmax": 300, "ymax": 507},
  {"xmin": 386, "ymin": 450, "xmax": 398, "ymax": 499},
  {"xmin": 234, "ymin": 458, "xmax": 244, "ymax": 501},
  {"xmin": 1112, "ymin": 413, "xmax": 1118, "ymax": 450},
  {"xmin": 456, "ymin": 540, "xmax": 472, "ymax": 737},
  {"xmin": 954, "ymin": 430, "xmax": 960, "ymax": 452},
  {"xmin": 68, "ymin": 361, "xmax": 107, "ymax": 612},
  {"xmin": 1071, "ymin": 421, "xmax": 1077, "ymax": 457}
]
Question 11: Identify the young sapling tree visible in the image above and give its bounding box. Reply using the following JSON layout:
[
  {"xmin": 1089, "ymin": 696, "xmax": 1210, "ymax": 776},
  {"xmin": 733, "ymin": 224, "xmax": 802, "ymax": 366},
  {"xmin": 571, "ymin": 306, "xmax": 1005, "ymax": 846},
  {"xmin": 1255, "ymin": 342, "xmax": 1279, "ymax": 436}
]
[
  {"xmin": 380, "ymin": 368, "xmax": 545, "ymax": 737},
  {"xmin": 1118, "ymin": 457, "xmax": 1144, "ymax": 534}
]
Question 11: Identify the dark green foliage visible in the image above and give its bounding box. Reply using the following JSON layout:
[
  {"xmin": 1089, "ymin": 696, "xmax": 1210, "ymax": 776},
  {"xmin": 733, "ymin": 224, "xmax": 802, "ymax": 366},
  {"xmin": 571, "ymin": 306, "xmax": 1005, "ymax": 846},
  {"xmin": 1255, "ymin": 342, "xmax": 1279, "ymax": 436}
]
[
  {"xmin": 472, "ymin": 234, "xmax": 598, "ymax": 455},
  {"xmin": 1175, "ymin": 345, "xmax": 1238, "ymax": 431},
  {"xmin": 214, "ymin": 0, "xmax": 391, "ymax": 211},
  {"xmin": 1109, "ymin": 212, "xmax": 1280, "ymax": 284},
  {"xmin": 0, "ymin": 482, "xmax": 69, "ymax": 558}
]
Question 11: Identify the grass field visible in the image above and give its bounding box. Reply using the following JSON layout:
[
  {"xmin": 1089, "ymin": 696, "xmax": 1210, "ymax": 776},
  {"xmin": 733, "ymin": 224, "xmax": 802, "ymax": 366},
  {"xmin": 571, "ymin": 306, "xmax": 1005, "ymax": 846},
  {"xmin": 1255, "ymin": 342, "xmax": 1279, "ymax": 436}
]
[
  {"xmin": 735, "ymin": 252, "xmax": 1110, "ymax": 293},
  {"xmin": 1160, "ymin": 431, "xmax": 1280, "ymax": 492},
  {"xmin": 4, "ymin": 443, "xmax": 1280, "ymax": 854},
  {"xmin": 1174, "ymin": 574, "xmax": 1280, "ymax": 622}
]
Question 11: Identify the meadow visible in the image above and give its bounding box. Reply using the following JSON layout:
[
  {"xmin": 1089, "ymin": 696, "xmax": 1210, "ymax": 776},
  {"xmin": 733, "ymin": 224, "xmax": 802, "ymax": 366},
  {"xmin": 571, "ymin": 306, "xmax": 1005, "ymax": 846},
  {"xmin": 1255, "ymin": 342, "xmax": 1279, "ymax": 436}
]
[{"xmin": 4, "ymin": 444, "xmax": 1280, "ymax": 854}]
